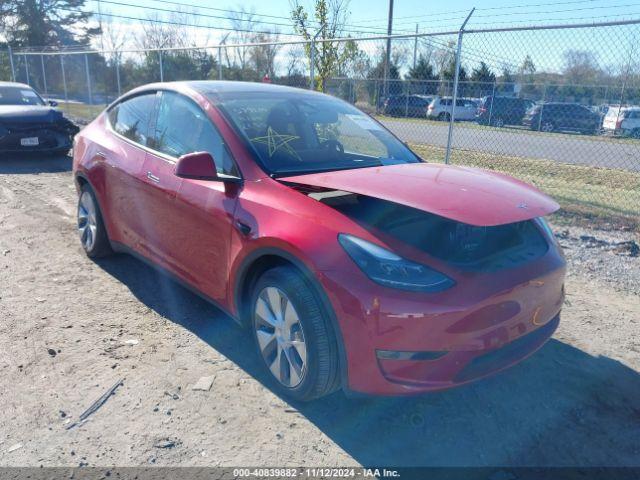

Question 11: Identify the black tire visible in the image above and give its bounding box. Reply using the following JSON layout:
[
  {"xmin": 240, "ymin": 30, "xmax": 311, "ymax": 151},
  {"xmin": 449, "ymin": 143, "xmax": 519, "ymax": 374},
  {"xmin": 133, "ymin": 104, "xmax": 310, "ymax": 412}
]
[
  {"xmin": 438, "ymin": 112, "xmax": 450, "ymax": 121},
  {"xmin": 492, "ymin": 117, "xmax": 505, "ymax": 128},
  {"xmin": 250, "ymin": 265, "xmax": 341, "ymax": 401},
  {"xmin": 77, "ymin": 184, "xmax": 113, "ymax": 258},
  {"xmin": 631, "ymin": 129, "xmax": 640, "ymax": 139}
]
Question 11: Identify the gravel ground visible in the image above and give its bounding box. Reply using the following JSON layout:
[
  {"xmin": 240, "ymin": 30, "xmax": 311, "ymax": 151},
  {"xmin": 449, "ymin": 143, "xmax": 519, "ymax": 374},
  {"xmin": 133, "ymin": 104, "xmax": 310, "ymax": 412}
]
[
  {"xmin": 554, "ymin": 224, "xmax": 640, "ymax": 296},
  {"xmin": 0, "ymin": 155, "xmax": 638, "ymax": 468}
]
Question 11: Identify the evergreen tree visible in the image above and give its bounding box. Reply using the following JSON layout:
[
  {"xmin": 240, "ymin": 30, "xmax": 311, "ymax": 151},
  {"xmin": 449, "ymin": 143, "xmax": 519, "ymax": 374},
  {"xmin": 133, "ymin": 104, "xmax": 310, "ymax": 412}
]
[{"xmin": 1, "ymin": 0, "xmax": 100, "ymax": 47}]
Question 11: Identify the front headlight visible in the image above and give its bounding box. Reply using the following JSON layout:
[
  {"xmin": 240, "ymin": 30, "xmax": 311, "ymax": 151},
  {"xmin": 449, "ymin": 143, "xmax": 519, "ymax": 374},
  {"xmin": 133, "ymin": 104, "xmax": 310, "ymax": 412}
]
[{"xmin": 338, "ymin": 234, "xmax": 455, "ymax": 293}]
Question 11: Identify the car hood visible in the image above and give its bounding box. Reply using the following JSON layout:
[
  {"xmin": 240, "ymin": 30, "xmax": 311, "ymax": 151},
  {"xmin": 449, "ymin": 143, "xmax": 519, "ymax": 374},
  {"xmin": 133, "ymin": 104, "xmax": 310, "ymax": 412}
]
[
  {"xmin": 0, "ymin": 105, "xmax": 65, "ymax": 124},
  {"xmin": 280, "ymin": 163, "xmax": 559, "ymax": 227}
]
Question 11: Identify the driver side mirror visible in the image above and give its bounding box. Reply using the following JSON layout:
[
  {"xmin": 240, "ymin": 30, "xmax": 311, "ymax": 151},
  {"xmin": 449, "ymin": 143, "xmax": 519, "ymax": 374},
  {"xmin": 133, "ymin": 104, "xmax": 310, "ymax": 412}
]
[
  {"xmin": 174, "ymin": 152, "xmax": 219, "ymax": 180},
  {"xmin": 48, "ymin": 100, "xmax": 58, "ymax": 107}
]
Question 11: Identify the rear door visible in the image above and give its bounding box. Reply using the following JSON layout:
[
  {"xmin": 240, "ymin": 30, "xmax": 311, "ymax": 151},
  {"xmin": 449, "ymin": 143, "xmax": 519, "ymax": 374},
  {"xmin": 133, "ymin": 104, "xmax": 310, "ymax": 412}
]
[{"xmin": 102, "ymin": 92, "xmax": 157, "ymax": 249}]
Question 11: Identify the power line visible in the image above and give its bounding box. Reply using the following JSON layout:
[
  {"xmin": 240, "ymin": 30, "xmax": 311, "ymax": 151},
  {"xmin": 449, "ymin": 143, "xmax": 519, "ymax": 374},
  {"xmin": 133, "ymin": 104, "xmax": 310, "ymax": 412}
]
[
  {"xmin": 474, "ymin": 1, "xmax": 640, "ymax": 18},
  {"xmin": 357, "ymin": 0, "xmax": 612, "ymax": 24},
  {"xmin": 103, "ymin": 0, "xmax": 420, "ymax": 36},
  {"xmin": 471, "ymin": 11, "xmax": 640, "ymax": 25},
  {"xmin": 69, "ymin": 8, "xmax": 304, "ymax": 37}
]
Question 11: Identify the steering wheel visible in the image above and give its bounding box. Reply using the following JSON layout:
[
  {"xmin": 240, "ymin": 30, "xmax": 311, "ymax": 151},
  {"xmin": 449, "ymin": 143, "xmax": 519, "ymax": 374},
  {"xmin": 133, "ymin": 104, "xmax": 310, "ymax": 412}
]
[{"xmin": 320, "ymin": 139, "xmax": 344, "ymax": 157}]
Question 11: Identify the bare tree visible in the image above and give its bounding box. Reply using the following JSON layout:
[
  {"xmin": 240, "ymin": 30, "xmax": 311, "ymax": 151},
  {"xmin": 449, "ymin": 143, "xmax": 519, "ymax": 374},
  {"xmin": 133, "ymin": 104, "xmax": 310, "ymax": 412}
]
[
  {"xmin": 100, "ymin": 12, "xmax": 128, "ymax": 62},
  {"xmin": 228, "ymin": 7, "xmax": 258, "ymax": 70},
  {"xmin": 250, "ymin": 30, "xmax": 281, "ymax": 78},
  {"xmin": 285, "ymin": 43, "xmax": 306, "ymax": 77}
]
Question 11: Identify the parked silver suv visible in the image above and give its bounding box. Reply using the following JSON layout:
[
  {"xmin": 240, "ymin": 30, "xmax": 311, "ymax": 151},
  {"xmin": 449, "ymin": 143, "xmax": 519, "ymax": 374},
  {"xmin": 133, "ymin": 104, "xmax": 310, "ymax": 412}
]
[
  {"xmin": 426, "ymin": 96, "xmax": 478, "ymax": 121},
  {"xmin": 602, "ymin": 106, "xmax": 640, "ymax": 138}
]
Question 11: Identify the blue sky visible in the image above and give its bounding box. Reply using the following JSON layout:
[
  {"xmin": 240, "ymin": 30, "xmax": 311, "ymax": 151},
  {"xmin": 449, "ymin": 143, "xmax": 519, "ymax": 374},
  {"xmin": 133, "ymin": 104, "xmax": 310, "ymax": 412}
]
[
  {"xmin": 88, "ymin": 0, "xmax": 640, "ymax": 76},
  {"xmin": 91, "ymin": 0, "xmax": 640, "ymax": 36}
]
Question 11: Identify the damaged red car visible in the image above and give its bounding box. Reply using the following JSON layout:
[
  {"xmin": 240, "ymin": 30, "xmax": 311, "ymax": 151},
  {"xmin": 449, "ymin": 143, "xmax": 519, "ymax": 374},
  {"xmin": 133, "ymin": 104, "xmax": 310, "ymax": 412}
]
[{"xmin": 73, "ymin": 81, "xmax": 566, "ymax": 400}]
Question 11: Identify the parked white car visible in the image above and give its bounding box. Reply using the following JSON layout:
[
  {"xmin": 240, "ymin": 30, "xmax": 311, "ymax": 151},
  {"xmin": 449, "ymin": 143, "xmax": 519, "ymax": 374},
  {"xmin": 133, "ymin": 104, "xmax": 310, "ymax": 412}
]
[
  {"xmin": 602, "ymin": 106, "xmax": 640, "ymax": 138},
  {"xmin": 426, "ymin": 96, "xmax": 478, "ymax": 121}
]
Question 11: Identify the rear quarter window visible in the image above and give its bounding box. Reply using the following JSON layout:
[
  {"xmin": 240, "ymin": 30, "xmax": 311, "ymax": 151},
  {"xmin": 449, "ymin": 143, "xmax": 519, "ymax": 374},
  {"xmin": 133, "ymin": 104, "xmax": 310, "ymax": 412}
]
[{"xmin": 108, "ymin": 93, "xmax": 156, "ymax": 146}]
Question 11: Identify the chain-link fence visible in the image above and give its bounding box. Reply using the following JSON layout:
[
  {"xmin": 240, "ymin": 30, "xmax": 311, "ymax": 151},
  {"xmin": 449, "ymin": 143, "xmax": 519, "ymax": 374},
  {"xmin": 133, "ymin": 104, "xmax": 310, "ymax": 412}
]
[{"xmin": 2, "ymin": 19, "xmax": 639, "ymax": 224}]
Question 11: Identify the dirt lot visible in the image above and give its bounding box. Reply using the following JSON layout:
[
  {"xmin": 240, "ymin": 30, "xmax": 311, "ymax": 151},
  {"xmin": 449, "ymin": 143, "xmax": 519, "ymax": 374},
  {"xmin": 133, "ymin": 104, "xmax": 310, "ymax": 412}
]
[{"xmin": 0, "ymin": 155, "xmax": 639, "ymax": 468}]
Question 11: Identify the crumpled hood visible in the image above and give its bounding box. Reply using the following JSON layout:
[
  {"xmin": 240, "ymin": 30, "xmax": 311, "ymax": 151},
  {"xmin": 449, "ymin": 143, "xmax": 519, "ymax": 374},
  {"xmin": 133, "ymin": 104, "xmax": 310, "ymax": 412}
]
[
  {"xmin": 0, "ymin": 105, "xmax": 65, "ymax": 124},
  {"xmin": 280, "ymin": 163, "xmax": 559, "ymax": 227}
]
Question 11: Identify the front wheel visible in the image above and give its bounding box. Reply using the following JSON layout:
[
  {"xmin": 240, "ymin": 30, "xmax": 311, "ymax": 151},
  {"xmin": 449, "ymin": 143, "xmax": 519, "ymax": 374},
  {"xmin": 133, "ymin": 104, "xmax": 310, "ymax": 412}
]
[
  {"xmin": 251, "ymin": 266, "xmax": 341, "ymax": 401},
  {"xmin": 77, "ymin": 184, "xmax": 113, "ymax": 258}
]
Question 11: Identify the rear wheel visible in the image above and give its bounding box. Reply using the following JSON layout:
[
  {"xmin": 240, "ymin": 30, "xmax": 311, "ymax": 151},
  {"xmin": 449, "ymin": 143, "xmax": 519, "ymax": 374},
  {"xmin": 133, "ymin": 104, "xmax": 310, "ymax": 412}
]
[
  {"xmin": 631, "ymin": 129, "xmax": 640, "ymax": 139},
  {"xmin": 77, "ymin": 184, "xmax": 113, "ymax": 258},
  {"xmin": 438, "ymin": 112, "xmax": 450, "ymax": 121},
  {"xmin": 492, "ymin": 117, "xmax": 505, "ymax": 128},
  {"xmin": 251, "ymin": 266, "xmax": 340, "ymax": 401},
  {"xmin": 540, "ymin": 121, "xmax": 555, "ymax": 133}
]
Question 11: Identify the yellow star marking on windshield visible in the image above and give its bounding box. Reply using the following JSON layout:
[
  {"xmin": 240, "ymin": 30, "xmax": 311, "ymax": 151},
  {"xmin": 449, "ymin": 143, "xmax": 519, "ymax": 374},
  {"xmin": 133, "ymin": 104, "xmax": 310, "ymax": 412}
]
[{"xmin": 251, "ymin": 127, "xmax": 301, "ymax": 160}]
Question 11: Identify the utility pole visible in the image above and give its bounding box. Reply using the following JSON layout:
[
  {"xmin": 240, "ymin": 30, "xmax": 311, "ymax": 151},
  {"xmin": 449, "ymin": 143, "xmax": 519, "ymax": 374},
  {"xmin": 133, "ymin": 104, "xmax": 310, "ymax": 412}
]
[{"xmin": 383, "ymin": 0, "xmax": 394, "ymax": 99}]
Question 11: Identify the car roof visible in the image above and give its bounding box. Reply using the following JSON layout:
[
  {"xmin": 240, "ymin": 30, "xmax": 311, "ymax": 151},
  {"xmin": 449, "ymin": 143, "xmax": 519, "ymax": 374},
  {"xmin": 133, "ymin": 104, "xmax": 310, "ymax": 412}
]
[
  {"xmin": 188, "ymin": 80, "xmax": 327, "ymax": 98},
  {"xmin": 123, "ymin": 80, "xmax": 331, "ymax": 104},
  {"xmin": 0, "ymin": 81, "xmax": 32, "ymax": 89},
  {"xmin": 544, "ymin": 102, "xmax": 586, "ymax": 106}
]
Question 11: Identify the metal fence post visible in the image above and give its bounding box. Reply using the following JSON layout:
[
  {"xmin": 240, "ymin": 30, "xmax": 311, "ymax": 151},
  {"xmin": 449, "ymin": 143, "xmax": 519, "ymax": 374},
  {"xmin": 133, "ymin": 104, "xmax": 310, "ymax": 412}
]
[
  {"xmin": 309, "ymin": 38, "xmax": 316, "ymax": 90},
  {"xmin": 7, "ymin": 46, "xmax": 15, "ymax": 82},
  {"xmin": 84, "ymin": 53, "xmax": 93, "ymax": 108},
  {"xmin": 60, "ymin": 55, "xmax": 68, "ymax": 112},
  {"xmin": 218, "ymin": 46, "xmax": 222, "ymax": 80},
  {"xmin": 115, "ymin": 53, "xmax": 121, "ymax": 97},
  {"xmin": 537, "ymin": 84, "xmax": 547, "ymax": 131},
  {"xmin": 488, "ymin": 81, "xmax": 496, "ymax": 125},
  {"xmin": 412, "ymin": 24, "xmax": 418, "ymax": 71},
  {"xmin": 24, "ymin": 54, "xmax": 30, "ymax": 85},
  {"xmin": 445, "ymin": 8, "xmax": 474, "ymax": 165},
  {"xmin": 40, "ymin": 55, "xmax": 48, "ymax": 96},
  {"xmin": 159, "ymin": 50, "xmax": 164, "ymax": 82}
]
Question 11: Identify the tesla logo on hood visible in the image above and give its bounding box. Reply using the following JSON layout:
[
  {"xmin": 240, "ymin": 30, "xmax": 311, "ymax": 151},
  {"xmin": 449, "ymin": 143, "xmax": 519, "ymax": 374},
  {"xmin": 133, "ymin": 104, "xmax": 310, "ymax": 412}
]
[{"xmin": 517, "ymin": 202, "xmax": 529, "ymax": 210}]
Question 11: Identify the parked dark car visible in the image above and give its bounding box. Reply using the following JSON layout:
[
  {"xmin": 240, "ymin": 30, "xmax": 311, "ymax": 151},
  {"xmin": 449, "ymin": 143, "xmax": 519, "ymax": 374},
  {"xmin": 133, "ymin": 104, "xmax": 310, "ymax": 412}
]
[
  {"xmin": 476, "ymin": 96, "xmax": 533, "ymax": 127},
  {"xmin": 522, "ymin": 102, "xmax": 601, "ymax": 134},
  {"xmin": 382, "ymin": 94, "xmax": 433, "ymax": 117},
  {"xmin": 0, "ymin": 82, "xmax": 79, "ymax": 154}
]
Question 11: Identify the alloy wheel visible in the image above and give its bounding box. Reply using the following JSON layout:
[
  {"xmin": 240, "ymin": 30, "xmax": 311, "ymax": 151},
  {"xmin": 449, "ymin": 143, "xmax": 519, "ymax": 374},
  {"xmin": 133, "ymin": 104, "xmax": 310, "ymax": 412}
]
[
  {"xmin": 254, "ymin": 286, "xmax": 308, "ymax": 388},
  {"xmin": 77, "ymin": 191, "xmax": 98, "ymax": 251},
  {"xmin": 541, "ymin": 122, "xmax": 554, "ymax": 132}
]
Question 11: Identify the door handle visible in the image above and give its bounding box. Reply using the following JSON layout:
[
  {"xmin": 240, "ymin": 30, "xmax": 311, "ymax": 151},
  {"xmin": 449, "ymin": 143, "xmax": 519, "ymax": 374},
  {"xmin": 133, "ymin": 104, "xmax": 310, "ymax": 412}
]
[
  {"xmin": 146, "ymin": 172, "xmax": 160, "ymax": 183},
  {"xmin": 234, "ymin": 220, "xmax": 252, "ymax": 236}
]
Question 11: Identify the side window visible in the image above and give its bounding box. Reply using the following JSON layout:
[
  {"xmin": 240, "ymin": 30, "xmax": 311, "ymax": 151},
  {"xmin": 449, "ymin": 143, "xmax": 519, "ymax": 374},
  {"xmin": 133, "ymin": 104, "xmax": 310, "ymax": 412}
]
[
  {"xmin": 108, "ymin": 93, "xmax": 156, "ymax": 146},
  {"xmin": 152, "ymin": 92, "xmax": 239, "ymax": 176},
  {"xmin": 441, "ymin": 99, "xmax": 451, "ymax": 106}
]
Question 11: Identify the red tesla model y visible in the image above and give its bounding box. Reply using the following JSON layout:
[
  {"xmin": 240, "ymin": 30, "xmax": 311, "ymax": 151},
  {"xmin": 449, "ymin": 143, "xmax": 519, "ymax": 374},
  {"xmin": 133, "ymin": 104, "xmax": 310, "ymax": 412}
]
[{"xmin": 73, "ymin": 81, "xmax": 566, "ymax": 400}]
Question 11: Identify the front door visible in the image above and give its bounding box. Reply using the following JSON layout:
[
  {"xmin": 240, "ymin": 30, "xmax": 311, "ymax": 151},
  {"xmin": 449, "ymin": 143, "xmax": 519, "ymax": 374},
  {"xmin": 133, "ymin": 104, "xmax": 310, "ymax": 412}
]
[{"xmin": 146, "ymin": 90, "xmax": 241, "ymax": 303}]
